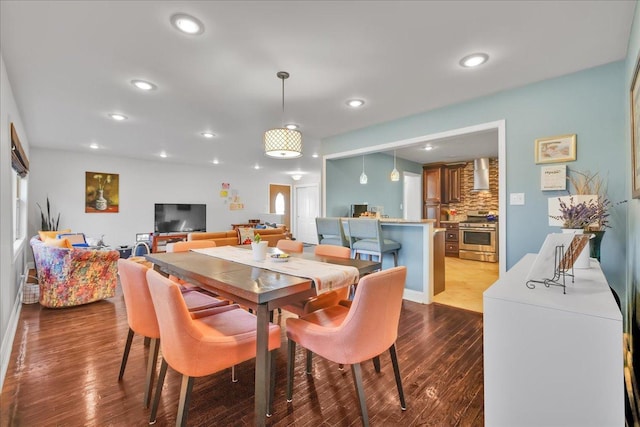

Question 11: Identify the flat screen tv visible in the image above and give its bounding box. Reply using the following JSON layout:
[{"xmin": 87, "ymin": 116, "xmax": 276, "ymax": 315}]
[{"xmin": 154, "ymin": 203, "xmax": 206, "ymax": 233}]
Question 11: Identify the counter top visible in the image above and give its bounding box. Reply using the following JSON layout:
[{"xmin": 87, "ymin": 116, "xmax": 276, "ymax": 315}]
[
  {"xmin": 340, "ymin": 217, "xmax": 435, "ymax": 224},
  {"xmin": 433, "ymin": 228, "xmax": 446, "ymax": 233},
  {"xmin": 440, "ymin": 220, "xmax": 460, "ymax": 224}
]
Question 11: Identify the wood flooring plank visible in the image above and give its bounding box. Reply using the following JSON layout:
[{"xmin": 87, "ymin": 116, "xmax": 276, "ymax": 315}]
[{"xmin": 1, "ymin": 285, "xmax": 485, "ymax": 426}]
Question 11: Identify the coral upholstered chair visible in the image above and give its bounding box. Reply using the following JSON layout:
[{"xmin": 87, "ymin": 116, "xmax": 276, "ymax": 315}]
[
  {"xmin": 146, "ymin": 269, "xmax": 281, "ymax": 426},
  {"xmin": 276, "ymin": 239, "xmax": 304, "ymax": 253},
  {"xmin": 286, "ymin": 266, "xmax": 408, "ymax": 426},
  {"xmin": 166, "ymin": 239, "xmax": 217, "ymax": 291},
  {"xmin": 117, "ymin": 259, "xmax": 228, "ymax": 408},
  {"xmin": 282, "ymin": 244, "xmax": 353, "ymax": 317}
]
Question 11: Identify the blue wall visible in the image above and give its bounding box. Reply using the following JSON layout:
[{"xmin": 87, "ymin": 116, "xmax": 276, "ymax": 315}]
[
  {"xmin": 323, "ymin": 62, "xmax": 628, "ymax": 299},
  {"xmin": 624, "ymin": 2, "xmax": 640, "ymax": 341},
  {"xmin": 326, "ymin": 153, "xmax": 423, "ymax": 218}
]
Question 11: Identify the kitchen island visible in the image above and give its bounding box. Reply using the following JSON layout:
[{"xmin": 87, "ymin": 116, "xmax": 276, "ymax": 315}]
[{"xmin": 342, "ymin": 218, "xmax": 441, "ymax": 304}]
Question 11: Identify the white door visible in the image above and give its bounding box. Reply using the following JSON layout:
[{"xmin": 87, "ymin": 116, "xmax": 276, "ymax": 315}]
[
  {"xmin": 294, "ymin": 184, "xmax": 320, "ymax": 244},
  {"xmin": 403, "ymin": 172, "xmax": 422, "ymax": 221}
]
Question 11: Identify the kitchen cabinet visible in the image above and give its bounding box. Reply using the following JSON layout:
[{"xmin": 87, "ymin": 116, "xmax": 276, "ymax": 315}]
[
  {"xmin": 443, "ymin": 222, "xmax": 459, "ymax": 257},
  {"xmin": 444, "ymin": 164, "xmax": 464, "ymax": 203},
  {"xmin": 423, "ymin": 165, "xmax": 445, "ymax": 227}
]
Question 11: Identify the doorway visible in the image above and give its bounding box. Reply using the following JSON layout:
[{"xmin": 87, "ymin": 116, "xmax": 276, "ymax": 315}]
[
  {"xmin": 402, "ymin": 172, "xmax": 422, "ymax": 221},
  {"xmin": 294, "ymin": 184, "xmax": 320, "ymax": 244},
  {"xmin": 269, "ymin": 184, "xmax": 291, "ymax": 233}
]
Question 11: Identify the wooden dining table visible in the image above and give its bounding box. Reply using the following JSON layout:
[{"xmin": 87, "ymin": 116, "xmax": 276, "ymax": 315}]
[{"xmin": 145, "ymin": 248, "xmax": 380, "ymax": 426}]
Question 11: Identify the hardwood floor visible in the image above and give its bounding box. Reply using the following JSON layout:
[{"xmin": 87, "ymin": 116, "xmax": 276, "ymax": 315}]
[
  {"xmin": 433, "ymin": 257, "xmax": 499, "ymax": 313},
  {"xmin": 1, "ymin": 284, "xmax": 484, "ymax": 426}
]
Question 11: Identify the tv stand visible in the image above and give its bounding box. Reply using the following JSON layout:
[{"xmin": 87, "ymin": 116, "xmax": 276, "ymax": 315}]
[{"xmin": 151, "ymin": 233, "xmax": 188, "ymax": 253}]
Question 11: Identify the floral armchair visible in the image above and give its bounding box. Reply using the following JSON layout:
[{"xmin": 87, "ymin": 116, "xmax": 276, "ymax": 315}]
[{"xmin": 30, "ymin": 236, "xmax": 119, "ymax": 308}]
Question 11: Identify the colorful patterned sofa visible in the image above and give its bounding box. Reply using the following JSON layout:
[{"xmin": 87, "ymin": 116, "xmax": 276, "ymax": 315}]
[{"xmin": 30, "ymin": 236, "xmax": 119, "ymax": 308}]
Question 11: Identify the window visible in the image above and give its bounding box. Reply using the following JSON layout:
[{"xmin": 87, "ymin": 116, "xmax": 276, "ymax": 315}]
[
  {"xmin": 275, "ymin": 192, "xmax": 285, "ymax": 215},
  {"xmin": 12, "ymin": 171, "xmax": 27, "ymax": 246}
]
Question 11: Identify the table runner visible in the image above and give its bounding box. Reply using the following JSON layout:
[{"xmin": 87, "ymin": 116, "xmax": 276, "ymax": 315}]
[{"xmin": 192, "ymin": 246, "xmax": 359, "ymax": 293}]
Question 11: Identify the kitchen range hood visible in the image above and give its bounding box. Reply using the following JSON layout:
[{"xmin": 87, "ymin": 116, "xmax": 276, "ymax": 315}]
[{"xmin": 472, "ymin": 158, "xmax": 490, "ymax": 192}]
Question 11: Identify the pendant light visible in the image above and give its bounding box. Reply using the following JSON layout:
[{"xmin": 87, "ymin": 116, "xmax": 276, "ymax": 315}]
[
  {"xmin": 390, "ymin": 150, "xmax": 400, "ymax": 181},
  {"xmin": 359, "ymin": 156, "xmax": 368, "ymax": 184},
  {"xmin": 264, "ymin": 71, "xmax": 302, "ymax": 158}
]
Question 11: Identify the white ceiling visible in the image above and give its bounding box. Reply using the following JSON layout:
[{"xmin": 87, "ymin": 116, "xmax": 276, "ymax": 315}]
[{"xmin": 0, "ymin": 1, "xmax": 634, "ymax": 176}]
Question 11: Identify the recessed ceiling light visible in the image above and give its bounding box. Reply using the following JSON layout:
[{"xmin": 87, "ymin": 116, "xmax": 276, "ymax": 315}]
[
  {"xmin": 89, "ymin": 143, "xmax": 99, "ymax": 149},
  {"xmin": 291, "ymin": 175, "xmax": 302, "ymax": 181},
  {"xmin": 312, "ymin": 153, "xmax": 319, "ymax": 158},
  {"xmin": 254, "ymin": 164, "xmax": 261, "ymax": 170},
  {"xmin": 131, "ymin": 80, "xmax": 156, "ymax": 91},
  {"xmin": 170, "ymin": 13, "xmax": 204, "ymax": 35},
  {"xmin": 459, "ymin": 53, "xmax": 489, "ymax": 68},
  {"xmin": 201, "ymin": 132, "xmax": 216, "ymax": 138},
  {"xmin": 424, "ymin": 145, "xmax": 434, "ymax": 151},
  {"xmin": 108, "ymin": 113, "xmax": 127, "ymax": 121},
  {"xmin": 285, "ymin": 123, "xmax": 299, "ymax": 130},
  {"xmin": 346, "ymin": 99, "xmax": 365, "ymax": 108},
  {"xmin": 159, "ymin": 151, "xmax": 168, "ymax": 158},
  {"xmin": 212, "ymin": 158, "xmax": 219, "ymax": 165}
]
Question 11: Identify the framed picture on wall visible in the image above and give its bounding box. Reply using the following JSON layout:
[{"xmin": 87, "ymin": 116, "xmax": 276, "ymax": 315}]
[
  {"xmin": 534, "ymin": 134, "xmax": 577, "ymax": 164},
  {"xmin": 631, "ymin": 53, "xmax": 640, "ymax": 199},
  {"xmin": 85, "ymin": 172, "xmax": 119, "ymax": 213}
]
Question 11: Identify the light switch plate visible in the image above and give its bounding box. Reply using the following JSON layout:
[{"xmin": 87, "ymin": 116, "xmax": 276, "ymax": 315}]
[{"xmin": 510, "ymin": 193, "xmax": 525, "ymax": 205}]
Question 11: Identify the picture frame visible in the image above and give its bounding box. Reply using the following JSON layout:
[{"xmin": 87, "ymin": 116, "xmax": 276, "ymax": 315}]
[
  {"xmin": 630, "ymin": 53, "xmax": 640, "ymax": 199},
  {"xmin": 534, "ymin": 134, "xmax": 577, "ymax": 164},
  {"xmin": 85, "ymin": 171, "xmax": 119, "ymax": 213}
]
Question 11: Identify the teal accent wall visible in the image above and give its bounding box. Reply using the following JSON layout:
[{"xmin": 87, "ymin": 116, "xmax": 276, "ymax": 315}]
[
  {"xmin": 326, "ymin": 153, "xmax": 423, "ymax": 218},
  {"xmin": 324, "ymin": 62, "xmax": 628, "ymax": 300},
  {"xmin": 624, "ymin": 2, "xmax": 640, "ymax": 345}
]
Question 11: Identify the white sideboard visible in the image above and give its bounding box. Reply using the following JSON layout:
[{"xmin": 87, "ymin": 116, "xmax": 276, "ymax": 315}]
[{"xmin": 483, "ymin": 253, "xmax": 623, "ymax": 427}]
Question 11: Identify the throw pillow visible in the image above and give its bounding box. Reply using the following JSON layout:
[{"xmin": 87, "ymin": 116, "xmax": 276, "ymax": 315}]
[
  {"xmin": 38, "ymin": 229, "xmax": 71, "ymax": 241},
  {"xmin": 44, "ymin": 237, "xmax": 73, "ymax": 249},
  {"xmin": 57, "ymin": 233, "xmax": 88, "ymax": 247},
  {"xmin": 238, "ymin": 227, "xmax": 256, "ymax": 245}
]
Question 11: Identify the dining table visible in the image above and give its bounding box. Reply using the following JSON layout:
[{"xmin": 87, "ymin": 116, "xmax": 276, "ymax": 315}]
[{"xmin": 145, "ymin": 246, "xmax": 380, "ymax": 426}]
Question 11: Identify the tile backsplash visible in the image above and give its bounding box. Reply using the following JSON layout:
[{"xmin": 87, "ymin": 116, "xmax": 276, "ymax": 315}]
[{"xmin": 448, "ymin": 158, "xmax": 499, "ymax": 219}]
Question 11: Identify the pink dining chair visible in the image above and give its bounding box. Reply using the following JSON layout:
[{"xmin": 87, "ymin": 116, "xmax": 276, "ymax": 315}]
[
  {"xmin": 166, "ymin": 239, "xmax": 217, "ymax": 292},
  {"xmin": 282, "ymin": 244, "xmax": 352, "ymax": 317},
  {"xmin": 117, "ymin": 259, "xmax": 228, "ymax": 408},
  {"xmin": 146, "ymin": 269, "xmax": 282, "ymax": 427},
  {"xmin": 276, "ymin": 239, "xmax": 304, "ymax": 253},
  {"xmin": 286, "ymin": 266, "xmax": 408, "ymax": 426}
]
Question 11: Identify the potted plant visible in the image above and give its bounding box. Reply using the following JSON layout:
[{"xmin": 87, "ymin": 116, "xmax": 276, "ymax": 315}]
[
  {"xmin": 37, "ymin": 196, "xmax": 60, "ymax": 231},
  {"xmin": 251, "ymin": 233, "xmax": 268, "ymax": 261}
]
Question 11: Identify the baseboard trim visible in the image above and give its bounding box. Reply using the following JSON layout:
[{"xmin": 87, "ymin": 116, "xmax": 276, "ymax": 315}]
[
  {"xmin": 403, "ymin": 288, "xmax": 429, "ymax": 304},
  {"xmin": 0, "ymin": 266, "xmax": 26, "ymax": 392}
]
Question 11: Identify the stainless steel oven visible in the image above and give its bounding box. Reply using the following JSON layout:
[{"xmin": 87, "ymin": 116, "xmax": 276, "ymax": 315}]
[{"xmin": 459, "ymin": 211, "xmax": 498, "ymax": 262}]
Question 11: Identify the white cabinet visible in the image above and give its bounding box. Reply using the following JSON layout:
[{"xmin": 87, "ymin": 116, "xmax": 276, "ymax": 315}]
[{"xmin": 483, "ymin": 254, "xmax": 623, "ymax": 427}]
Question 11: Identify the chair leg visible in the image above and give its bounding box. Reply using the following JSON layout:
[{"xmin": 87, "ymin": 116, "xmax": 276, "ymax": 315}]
[
  {"xmin": 351, "ymin": 363, "xmax": 370, "ymax": 427},
  {"xmin": 144, "ymin": 336, "xmax": 151, "ymax": 347},
  {"xmin": 144, "ymin": 338, "xmax": 160, "ymax": 408},
  {"xmin": 306, "ymin": 349, "xmax": 313, "ymax": 374},
  {"xmin": 372, "ymin": 355, "xmax": 381, "ymax": 373},
  {"xmin": 389, "ymin": 344, "xmax": 406, "ymax": 410},
  {"xmin": 393, "ymin": 251, "xmax": 398, "ymax": 267},
  {"xmin": 286, "ymin": 339, "xmax": 296, "ymax": 402},
  {"xmin": 149, "ymin": 358, "xmax": 168, "ymax": 425},
  {"xmin": 338, "ymin": 363, "xmax": 345, "ymax": 371},
  {"xmin": 267, "ymin": 349, "xmax": 277, "ymax": 417},
  {"xmin": 118, "ymin": 328, "xmax": 135, "ymax": 381},
  {"xmin": 176, "ymin": 375, "xmax": 195, "ymax": 427},
  {"xmin": 232, "ymin": 365, "xmax": 238, "ymax": 383}
]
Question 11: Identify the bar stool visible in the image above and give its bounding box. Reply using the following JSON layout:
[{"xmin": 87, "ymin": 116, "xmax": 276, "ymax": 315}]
[
  {"xmin": 316, "ymin": 217, "xmax": 349, "ymax": 247},
  {"xmin": 347, "ymin": 218, "xmax": 400, "ymax": 267}
]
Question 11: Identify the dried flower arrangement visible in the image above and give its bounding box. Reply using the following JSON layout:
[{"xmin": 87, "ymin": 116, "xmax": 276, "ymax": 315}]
[{"xmin": 550, "ymin": 169, "xmax": 625, "ymax": 231}]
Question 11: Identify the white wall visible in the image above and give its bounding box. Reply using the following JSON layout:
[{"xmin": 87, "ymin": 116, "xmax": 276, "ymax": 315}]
[
  {"xmin": 0, "ymin": 54, "xmax": 30, "ymax": 390},
  {"xmin": 29, "ymin": 148, "xmax": 318, "ymax": 247}
]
